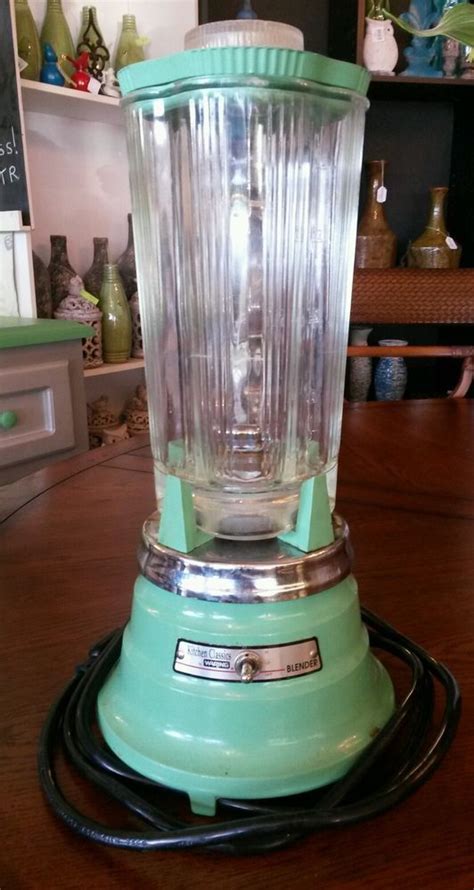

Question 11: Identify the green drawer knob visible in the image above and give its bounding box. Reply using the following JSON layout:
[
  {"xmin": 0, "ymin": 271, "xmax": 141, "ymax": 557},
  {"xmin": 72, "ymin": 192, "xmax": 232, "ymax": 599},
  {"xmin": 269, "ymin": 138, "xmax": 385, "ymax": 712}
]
[{"xmin": 0, "ymin": 410, "xmax": 18, "ymax": 430}]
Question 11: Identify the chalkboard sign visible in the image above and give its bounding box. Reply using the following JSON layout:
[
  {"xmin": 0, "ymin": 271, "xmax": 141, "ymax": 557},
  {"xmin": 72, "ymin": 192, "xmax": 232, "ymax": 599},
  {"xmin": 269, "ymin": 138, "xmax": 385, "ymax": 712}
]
[{"xmin": 0, "ymin": 0, "xmax": 30, "ymax": 221}]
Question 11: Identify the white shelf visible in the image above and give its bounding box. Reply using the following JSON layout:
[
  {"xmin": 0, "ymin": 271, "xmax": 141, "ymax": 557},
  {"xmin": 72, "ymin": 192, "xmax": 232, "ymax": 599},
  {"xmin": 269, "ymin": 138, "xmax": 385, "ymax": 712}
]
[
  {"xmin": 84, "ymin": 358, "xmax": 144, "ymax": 378},
  {"xmin": 21, "ymin": 80, "xmax": 122, "ymax": 126}
]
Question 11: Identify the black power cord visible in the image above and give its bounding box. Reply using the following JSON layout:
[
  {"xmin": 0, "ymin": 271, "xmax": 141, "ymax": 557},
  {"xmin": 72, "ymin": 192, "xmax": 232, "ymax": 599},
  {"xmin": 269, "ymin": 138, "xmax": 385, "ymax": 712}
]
[{"xmin": 38, "ymin": 608, "xmax": 461, "ymax": 855}]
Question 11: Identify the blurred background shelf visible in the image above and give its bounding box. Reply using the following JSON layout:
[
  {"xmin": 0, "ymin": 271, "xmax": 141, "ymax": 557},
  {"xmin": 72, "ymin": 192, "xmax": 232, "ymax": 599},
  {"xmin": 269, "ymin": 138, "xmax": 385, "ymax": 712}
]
[
  {"xmin": 84, "ymin": 358, "xmax": 144, "ymax": 378},
  {"xmin": 21, "ymin": 80, "xmax": 122, "ymax": 125}
]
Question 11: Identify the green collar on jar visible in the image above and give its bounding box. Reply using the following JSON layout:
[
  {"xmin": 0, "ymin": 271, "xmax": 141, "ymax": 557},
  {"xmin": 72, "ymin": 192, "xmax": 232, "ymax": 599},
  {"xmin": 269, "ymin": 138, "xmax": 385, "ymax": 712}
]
[{"xmin": 117, "ymin": 46, "xmax": 370, "ymax": 99}]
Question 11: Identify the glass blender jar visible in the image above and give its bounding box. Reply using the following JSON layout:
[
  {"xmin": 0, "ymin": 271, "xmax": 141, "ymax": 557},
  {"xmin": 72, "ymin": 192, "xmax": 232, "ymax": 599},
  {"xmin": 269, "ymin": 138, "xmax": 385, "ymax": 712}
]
[{"xmin": 120, "ymin": 19, "xmax": 369, "ymax": 540}]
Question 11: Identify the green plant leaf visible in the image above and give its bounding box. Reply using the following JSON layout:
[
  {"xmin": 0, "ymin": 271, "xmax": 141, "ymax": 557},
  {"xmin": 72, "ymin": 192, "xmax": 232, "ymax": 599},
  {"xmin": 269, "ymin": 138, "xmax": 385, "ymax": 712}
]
[{"xmin": 383, "ymin": 4, "xmax": 474, "ymax": 44}]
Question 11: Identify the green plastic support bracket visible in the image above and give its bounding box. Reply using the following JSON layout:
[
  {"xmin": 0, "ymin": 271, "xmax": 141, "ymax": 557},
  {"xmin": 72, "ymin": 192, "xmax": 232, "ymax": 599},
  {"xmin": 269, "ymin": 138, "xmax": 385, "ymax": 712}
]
[
  {"xmin": 279, "ymin": 475, "xmax": 334, "ymax": 553},
  {"xmin": 158, "ymin": 475, "xmax": 213, "ymax": 553}
]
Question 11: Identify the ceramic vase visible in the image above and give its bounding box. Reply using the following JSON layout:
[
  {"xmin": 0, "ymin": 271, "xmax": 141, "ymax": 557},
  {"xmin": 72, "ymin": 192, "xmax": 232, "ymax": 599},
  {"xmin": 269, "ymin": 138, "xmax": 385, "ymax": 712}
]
[
  {"xmin": 374, "ymin": 340, "xmax": 408, "ymax": 401},
  {"xmin": 48, "ymin": 235, "xmax": 76, "ymax": 309},
  {"xmin": 77, "ymin": 6, "xmax": 109, "ymax": 77},
  {"xmin": 349, "ymin": 327, "xmax": 373, "ymax": 402},
  {"xmin": 130, "ymin": 291, "xmax": 144, "ymax": 358},
  {"xmin": 434, "ymin": 0, "xmax": 465, "ymax": 76},
  {"xmin": 363, "ymin": 16, "xmax": 398, "ymax": 75},
  {"xmin": 99, "ymin": 264, "xmax": 132, "ymax": 363},
  {"xmin": 125, "ymin": 384, "xmax": 149, "ymax": 436},
  {"xmin": 87, "ymin": 395, "xmax": 120, "ymax": 448},
  {"xmin": 114, "ymin": 15, "xmax": 146, "ymax": 73},
  {"xmin": 54, "ymin": 291, "xmax": 103, "ymax": 369},
  {"xmin": 83, "ymin": 237, "xmax": 109, "ymax": 299},
  {"xmin": 236, "ymin": 0, "xmax": 258, "ymax": 18},
  {"xmin": 40, "ymin": 0, "xmax": 75, "ymax": 76},
  {"xmin": 356, "ymin": 161, "xmax": 397, "ymax": 269},
  {"xmin": 15, "ymin": 0, "xmax": 41, "ymax": 81},
  {"xmin": 33, "ymin": 251, "xmax": 52, "ymax": 318},
  {"xmin": 408, "ymin": 187, "xmax": 461, "ymax": 269},
  {"xmin": 117, "ymin": 213, "xmax": 137, "ymax": 299}
]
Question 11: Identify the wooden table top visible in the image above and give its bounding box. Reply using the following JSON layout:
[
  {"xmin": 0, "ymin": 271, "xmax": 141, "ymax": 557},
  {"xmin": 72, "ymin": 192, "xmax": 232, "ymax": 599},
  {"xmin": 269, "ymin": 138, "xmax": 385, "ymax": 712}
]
[{"xmin": 1, "ymin": 400, "xmax": 473, "ymax": 890}]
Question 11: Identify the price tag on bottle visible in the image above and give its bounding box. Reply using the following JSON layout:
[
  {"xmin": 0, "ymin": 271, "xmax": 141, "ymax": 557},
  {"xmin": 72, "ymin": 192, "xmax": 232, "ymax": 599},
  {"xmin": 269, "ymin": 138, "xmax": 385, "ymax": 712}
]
[
  {"xmin": 80, "ymin": 288, "xmax": 99, "ymax": 305},
  {"xmin": 376, "ymin": 186, "xmax": 387, "ymax": 203},
  {"xmin": 373, "ymin": 25, "xmax": 386, "ymax": 42},
  {"xmin": 445, "ymin": 236, "xmax": 458, "ymax": 250}
]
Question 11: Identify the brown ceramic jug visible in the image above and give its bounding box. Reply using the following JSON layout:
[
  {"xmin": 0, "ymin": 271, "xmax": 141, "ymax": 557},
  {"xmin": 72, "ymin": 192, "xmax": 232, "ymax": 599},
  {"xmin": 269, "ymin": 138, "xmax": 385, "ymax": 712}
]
[
  {"xmin": 407, "ymin": 187, "xmax": 461, "ymax": 269},
  {"xmin": 355, "ymin": 160, "xmax": 397, "ymax": 269}
]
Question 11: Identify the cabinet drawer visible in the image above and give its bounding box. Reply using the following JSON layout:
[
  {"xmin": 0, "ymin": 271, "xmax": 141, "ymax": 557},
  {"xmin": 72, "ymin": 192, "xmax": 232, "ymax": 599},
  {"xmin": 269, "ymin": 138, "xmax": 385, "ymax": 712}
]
[{"xmin": 0, "ymin": 360, "xmax": 75, "ymax": 469}]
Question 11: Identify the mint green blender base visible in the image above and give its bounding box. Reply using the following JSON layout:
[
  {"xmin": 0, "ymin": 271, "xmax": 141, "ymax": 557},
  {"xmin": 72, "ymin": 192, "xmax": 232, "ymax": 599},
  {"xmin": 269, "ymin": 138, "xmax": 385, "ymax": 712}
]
[
  {"xmin": 98, "ymin": 573, "xmax": 394, "ymax": 816},
  {"xmin": 98, "ymin": 475, "xmax": 394, "ymax": 816}
]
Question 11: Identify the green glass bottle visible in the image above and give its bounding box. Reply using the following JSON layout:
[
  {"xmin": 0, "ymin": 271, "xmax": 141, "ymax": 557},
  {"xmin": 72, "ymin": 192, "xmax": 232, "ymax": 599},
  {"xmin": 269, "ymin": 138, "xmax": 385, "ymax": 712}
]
[
  {"xmin": 114, "ymin": 14, "xmax": 146, "ymax": 72},
  {"xmin": 15, "ymin": 0, "xmax": 41, "ymax": 81},
  {"xmin": 100, "ymin": 264, "xmax": 132, "ymax": 363},
  {"xmin": 40, "ymin": 0, "xmax": 75, "ymax": 75}
]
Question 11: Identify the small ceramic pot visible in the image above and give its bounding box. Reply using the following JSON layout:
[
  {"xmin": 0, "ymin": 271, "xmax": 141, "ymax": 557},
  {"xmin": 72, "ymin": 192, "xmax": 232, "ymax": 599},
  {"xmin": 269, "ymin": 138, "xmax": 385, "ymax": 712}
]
[
  {"xmin": 349, "ymin": 327, "xmax": 373, "ymax": 402},
  {"xmin": 374, "ymin": 339, "xmax": 408, "ymax": 401}
]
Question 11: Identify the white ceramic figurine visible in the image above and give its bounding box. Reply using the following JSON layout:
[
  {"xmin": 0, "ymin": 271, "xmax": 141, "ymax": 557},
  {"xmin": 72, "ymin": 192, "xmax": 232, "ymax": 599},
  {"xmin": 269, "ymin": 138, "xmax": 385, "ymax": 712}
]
[
  {"xmin": 101, "ymin": 67, "xmax": 121, "ymax": 98},
  {"xmin": 363, "ymin": 17, "xmax": 399, "ymax": 75}
]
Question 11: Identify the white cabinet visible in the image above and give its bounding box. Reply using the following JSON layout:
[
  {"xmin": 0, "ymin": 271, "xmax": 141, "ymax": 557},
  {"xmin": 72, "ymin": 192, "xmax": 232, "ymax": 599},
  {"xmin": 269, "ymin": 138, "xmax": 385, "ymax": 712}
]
[{"xmin": 0, "ymin": 320, "xmax": 89, "ymax": 483}]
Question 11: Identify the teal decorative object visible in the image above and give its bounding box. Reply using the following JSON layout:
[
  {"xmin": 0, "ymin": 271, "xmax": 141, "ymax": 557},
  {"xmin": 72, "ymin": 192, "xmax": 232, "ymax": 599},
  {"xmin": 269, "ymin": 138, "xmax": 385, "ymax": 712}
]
[
  {"xmin": 99, "ymin": 264, "xmax": 132, "ymax": 363},
  {"xmin": 40, "ymin": 42, "xmax": 65, "ymax": 86},
  {"xmin": 15, "ymin": 0, "xmax": 41, "ymax": 81},
  {"xmin": 383, "ymin": 1, "xmax": 474, "ymax": 44},
  {"xmin": 401, "ymin": 0, "xmax": 443, "ymax": 76}
]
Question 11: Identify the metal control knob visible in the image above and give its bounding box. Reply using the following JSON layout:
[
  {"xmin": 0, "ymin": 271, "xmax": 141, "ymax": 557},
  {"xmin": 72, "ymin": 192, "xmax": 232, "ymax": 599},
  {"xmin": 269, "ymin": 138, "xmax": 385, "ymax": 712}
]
[{"xmin": 234, "ymin": 651, "xmax": 261, "ymax": 683}]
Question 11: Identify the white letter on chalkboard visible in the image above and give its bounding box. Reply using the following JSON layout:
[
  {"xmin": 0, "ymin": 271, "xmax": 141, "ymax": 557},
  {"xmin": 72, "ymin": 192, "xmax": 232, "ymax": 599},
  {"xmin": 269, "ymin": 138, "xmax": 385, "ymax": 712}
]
[
  {"xmin": 0, "ymin": 169, "xmax": 6, "ymax": 185},
  {"xmin": 9, "ymin": 166, "xmax": 19, "ymax": 183}
]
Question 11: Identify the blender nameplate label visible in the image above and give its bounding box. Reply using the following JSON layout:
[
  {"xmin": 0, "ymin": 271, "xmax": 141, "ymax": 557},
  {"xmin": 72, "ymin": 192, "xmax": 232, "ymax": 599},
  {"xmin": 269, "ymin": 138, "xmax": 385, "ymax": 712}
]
[{"xmin": 173, "ymin": 638, "xmax": 322, "ymax": 682}]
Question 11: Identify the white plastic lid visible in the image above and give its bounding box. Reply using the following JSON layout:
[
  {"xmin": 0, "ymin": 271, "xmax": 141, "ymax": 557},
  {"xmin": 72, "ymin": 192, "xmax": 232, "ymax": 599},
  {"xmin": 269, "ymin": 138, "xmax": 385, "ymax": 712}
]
[{"xmin": 184, "ymin": 19, "xmax": 304, "ymax": 51}]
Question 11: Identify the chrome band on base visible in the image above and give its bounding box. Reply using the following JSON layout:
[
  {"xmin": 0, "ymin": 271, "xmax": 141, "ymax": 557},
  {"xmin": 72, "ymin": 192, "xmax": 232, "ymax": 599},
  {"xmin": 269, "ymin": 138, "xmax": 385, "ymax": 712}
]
[{"xmin": 139, "ymin": 514, "xmax": 353, "ymax": 603}]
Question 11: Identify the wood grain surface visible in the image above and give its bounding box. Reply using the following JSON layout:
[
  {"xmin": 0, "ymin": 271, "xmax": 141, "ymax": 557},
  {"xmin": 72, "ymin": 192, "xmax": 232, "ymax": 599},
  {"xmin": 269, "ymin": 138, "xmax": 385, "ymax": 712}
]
[{"xmin": 1, "ymin": 402, "xmax": 473, "ymax": 890}]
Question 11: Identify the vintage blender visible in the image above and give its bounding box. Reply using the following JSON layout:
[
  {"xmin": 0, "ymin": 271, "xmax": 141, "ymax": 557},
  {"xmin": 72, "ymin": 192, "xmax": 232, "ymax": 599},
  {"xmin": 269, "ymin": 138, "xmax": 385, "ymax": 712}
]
[
  {"xmin": 96, "ymin": 18, "xmax": 395, "ymax": 817},
  {"xmin": 38, "ymin": 18, "xmax": 460, "ymax": 852}
]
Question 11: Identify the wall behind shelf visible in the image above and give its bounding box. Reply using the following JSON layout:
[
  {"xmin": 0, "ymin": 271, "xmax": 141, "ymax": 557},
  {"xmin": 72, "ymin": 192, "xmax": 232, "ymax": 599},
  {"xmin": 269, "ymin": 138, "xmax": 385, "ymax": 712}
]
[
  {"xmin": 24, "ymin": 0, "xmax": 198, "ymax": 278},
  {"xmin": 26, "ymin": 110, "xmax": 130, "ymax": 274}
]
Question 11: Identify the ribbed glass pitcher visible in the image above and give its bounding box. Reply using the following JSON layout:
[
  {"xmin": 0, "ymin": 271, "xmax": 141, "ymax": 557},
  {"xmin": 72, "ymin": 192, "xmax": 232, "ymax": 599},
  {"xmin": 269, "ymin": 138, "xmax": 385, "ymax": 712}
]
[{"xmin": 118, "ymin": 21, "xmax": 369, "ymax": 539}]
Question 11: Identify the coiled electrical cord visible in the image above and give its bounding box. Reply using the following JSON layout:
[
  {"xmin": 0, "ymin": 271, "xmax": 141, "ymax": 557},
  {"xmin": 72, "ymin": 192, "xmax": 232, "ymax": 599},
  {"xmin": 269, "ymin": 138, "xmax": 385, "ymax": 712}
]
[{"xmin": 38, "ymin": 608, "xmax": 461, "ymax": 855}]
